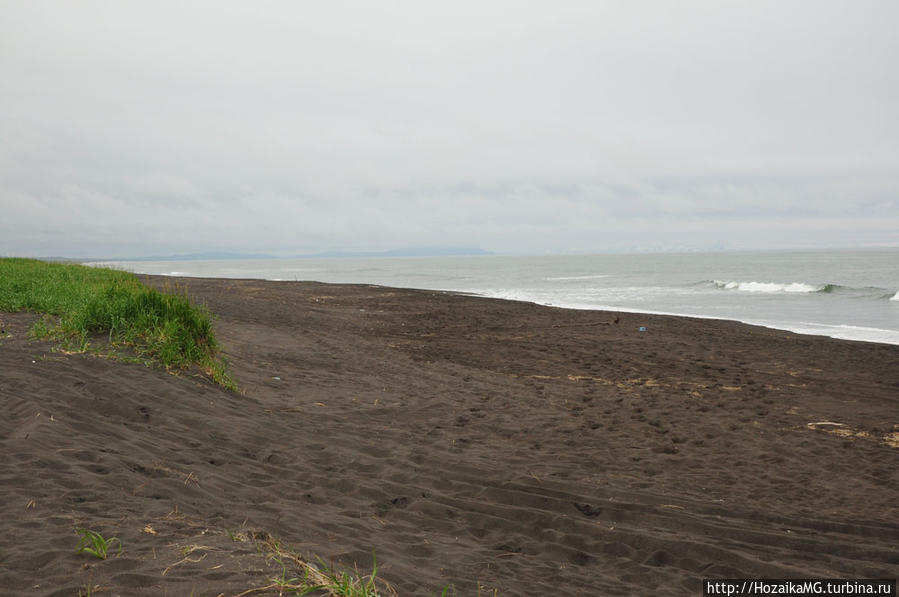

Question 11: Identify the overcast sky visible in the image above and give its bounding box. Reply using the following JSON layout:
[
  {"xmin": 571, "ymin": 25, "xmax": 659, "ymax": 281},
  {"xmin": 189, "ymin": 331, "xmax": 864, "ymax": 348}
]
[{"xmin": 2, "ymin": 1, "xmax": 897, "ymax": 257}]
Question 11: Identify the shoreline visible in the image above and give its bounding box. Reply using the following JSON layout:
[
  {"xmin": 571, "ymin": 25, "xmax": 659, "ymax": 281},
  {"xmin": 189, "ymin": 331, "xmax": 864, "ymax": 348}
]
[
  {"xmin": 86, "ymin": 252, "xmax": 899, "ymax": 347},
  {"xmin": 2, "ymin": 276, "xmax": 897, "ymax": 595},
  {"xmin": 514, "ymin": 300, "xmax": 899, "ymax": 347},
  {"xmin": 144, "ymin": 270, "xmax": 899, "ymax": 347}
]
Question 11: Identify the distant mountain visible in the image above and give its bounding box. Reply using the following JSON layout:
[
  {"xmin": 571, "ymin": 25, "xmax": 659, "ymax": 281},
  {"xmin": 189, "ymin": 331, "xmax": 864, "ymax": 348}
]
[
  {"xmin": 73, "ymin": 247, "xmax": 492, "ymax": 262},
  {"xmin": 302, "ymin": 247, "xmax": 493, "ymax": 259},
  {"xmin": 117, "ymin": 252, "xmax": 278, "ymax": 262}
]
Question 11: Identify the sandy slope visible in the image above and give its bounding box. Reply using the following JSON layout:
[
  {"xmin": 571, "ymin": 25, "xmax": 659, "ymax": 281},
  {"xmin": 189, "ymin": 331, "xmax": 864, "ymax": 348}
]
[{"xmin": 1, "ymin": 277, "xmax": 897, "ymax": 596}]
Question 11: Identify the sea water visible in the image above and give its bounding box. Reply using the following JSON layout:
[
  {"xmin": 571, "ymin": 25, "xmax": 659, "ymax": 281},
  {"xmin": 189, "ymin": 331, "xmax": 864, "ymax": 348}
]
[{"xmin": 90, "ymin": 249, "xmax": 899, "ymax": 346}]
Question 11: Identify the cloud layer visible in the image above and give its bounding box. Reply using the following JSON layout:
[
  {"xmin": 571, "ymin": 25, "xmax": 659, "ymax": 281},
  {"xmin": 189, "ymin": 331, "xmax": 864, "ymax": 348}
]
[{"xmin": 2, "ymin": 1, "xmax": 897, "ymax": 256}]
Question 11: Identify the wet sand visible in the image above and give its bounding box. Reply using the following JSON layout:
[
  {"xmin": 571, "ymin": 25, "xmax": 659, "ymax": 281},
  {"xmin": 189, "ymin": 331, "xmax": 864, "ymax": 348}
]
[{"xmin": 1, "ymin": 276, "xmax": 897, "ymax": 596}]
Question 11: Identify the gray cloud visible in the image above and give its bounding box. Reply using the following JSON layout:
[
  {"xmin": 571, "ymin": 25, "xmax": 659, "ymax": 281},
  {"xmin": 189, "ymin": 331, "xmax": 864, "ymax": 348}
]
[{"xmin": 2, "ymin": 0, "xmax": 898, "ymax": 257}]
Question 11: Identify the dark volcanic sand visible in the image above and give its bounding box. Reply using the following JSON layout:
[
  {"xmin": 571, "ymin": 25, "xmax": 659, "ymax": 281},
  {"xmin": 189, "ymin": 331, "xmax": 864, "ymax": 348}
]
[{"xmin": 1, "ymin": 276, "xmax": 897, "ymax": 596}]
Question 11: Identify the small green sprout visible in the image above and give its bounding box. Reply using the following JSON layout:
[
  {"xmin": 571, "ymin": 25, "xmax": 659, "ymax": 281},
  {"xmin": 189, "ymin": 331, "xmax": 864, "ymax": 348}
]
[{"xmin": 74, "ymin": 526, "xmax": 121, "ymax": 560}]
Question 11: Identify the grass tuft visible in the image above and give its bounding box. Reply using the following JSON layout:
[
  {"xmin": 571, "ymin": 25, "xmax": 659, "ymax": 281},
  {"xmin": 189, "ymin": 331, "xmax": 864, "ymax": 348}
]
[
  {"xmin": 0, "ymin": 258, "xmax": 234, "ymax": 389},
  {"xmin": 74, "ymin": 526, "xmax": 121, "ymax": 560},
  {"xmin": 232, "ymin": 532, "xmax": 398, "ymax": 597}
]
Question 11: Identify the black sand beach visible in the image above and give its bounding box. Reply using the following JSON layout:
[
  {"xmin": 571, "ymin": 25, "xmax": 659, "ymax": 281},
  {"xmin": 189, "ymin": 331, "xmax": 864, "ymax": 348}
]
[{"xmin": 1, "ymin": 276, "xmax": 897, "ymax": 595}]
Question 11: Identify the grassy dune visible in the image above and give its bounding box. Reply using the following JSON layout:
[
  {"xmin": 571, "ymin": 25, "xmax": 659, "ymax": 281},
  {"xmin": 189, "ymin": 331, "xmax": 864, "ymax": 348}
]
[{"xmin": 0, "ymin": 258, "xmax": 233, "ymax": 388}]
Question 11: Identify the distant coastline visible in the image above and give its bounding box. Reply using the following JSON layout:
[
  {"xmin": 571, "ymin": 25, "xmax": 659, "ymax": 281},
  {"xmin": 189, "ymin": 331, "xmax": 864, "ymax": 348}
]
[{"xmin": 56, "ymin": 247, "xmax": 494, "ymax": 263}]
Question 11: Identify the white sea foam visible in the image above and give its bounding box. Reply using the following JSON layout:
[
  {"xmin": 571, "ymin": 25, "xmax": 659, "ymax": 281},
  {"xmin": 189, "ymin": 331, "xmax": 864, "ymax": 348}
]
[
  {"xmin": 764, "ymin": 321, "xmax": 899, "ymax": 346},
  {"xmin": 714, "ymin": 280, "xmax": 822, "ymax": 293},
  {"xmin": 891, "ymin": 290, "xmax": 899, "ymax": 301}
]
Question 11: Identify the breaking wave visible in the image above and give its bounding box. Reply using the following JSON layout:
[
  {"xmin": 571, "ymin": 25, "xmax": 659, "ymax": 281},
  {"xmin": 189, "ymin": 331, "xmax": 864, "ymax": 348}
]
[
  {"xmin": 711, "ymin": 281, "xmax": 899, "ymax": 300},
  {"xmin": 713, "ymin": 280, "xmax": 833, "ymax": 294}
]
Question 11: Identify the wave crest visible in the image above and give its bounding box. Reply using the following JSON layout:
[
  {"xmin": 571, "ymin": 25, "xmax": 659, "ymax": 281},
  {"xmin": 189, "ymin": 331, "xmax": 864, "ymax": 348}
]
[{"xmin": 713, "ymin": 280, "xmax": 826, "ymax": 294}]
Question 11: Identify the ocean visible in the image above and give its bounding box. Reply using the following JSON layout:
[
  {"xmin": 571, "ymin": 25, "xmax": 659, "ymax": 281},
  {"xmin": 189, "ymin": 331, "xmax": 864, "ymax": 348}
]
[{"xmin": 90, "ymin": 248, "xmax": 899, "ymax": 346}]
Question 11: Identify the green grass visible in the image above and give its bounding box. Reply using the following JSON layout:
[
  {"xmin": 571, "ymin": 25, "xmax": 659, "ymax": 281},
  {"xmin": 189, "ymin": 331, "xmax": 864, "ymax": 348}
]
[
  {"xmin": 0, "ymin": 258, "xmax": 234, "ymax": 388},
  {"xmin": 74, "ymin": 526, "xmax": 121, "ymax": 560}
]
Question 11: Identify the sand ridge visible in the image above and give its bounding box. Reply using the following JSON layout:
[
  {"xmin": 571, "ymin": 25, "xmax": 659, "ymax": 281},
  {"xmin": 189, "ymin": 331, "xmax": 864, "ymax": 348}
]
[{"xmin": 1, "ymin": 278, "xmax": 897, "ymax": 595}]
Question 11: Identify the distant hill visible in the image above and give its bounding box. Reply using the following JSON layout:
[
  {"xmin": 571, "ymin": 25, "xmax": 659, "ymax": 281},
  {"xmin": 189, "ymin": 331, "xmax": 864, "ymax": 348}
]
[
  {"xmin": 302, "ymin": 247, "xmax": 493, "ymax": 259},
  {"xmin": 74, "ymin": 247, "xmax": 492, "ymax": 262},
  {"xmin": 124, "ymin": 251, "xmax": 278, "ymax": 262}
]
